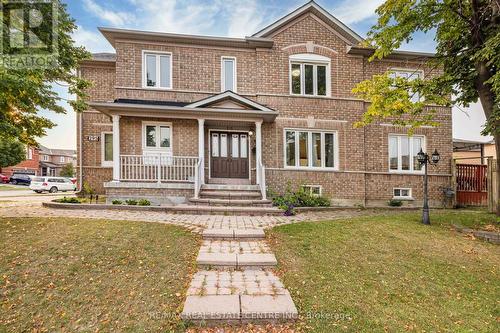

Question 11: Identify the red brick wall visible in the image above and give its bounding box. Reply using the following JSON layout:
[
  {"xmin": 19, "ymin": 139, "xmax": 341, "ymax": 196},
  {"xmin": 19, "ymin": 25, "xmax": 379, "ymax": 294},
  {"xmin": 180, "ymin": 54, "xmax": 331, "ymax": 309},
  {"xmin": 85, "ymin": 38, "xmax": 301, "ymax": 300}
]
[{"xmin": 78, "ymin": 10, "xmax": 453, "ymax": 206}]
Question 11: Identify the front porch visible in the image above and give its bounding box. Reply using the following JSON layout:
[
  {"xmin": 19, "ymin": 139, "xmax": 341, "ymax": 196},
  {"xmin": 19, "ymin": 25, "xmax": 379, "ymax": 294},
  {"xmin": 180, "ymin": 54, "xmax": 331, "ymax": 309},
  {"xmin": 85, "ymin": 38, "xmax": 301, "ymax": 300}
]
[{"xmin": 90, "ymin": 91, "xmax": 277, "ymax": 206}]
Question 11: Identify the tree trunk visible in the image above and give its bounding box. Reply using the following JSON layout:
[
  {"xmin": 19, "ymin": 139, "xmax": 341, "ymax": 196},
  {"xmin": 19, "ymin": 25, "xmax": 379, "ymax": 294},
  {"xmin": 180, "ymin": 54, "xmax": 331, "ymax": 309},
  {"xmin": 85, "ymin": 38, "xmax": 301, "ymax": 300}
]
[{"xmin": 474, "ymin": 61, "xmax": 499, "ymax": 215}]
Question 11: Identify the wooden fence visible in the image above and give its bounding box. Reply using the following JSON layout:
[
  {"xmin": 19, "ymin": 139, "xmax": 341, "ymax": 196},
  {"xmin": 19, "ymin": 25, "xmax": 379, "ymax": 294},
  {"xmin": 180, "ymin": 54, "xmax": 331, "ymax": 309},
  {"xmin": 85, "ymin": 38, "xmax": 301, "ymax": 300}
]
[
  {"xmin": 455, "ymin": 163, "xmax": 488, "ymax": 206},
  {"xmin": 487, "ymin": 159, "xmax": 498, "ymax": 213}
]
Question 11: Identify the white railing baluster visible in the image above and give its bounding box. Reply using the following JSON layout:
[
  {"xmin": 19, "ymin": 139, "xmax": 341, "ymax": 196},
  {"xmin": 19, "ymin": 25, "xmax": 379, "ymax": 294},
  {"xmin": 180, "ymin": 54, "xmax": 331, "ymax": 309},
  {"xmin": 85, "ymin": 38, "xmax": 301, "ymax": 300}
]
[{"xmin": 119, "ymin": 155, "xmax": 198, "ymax": 183}]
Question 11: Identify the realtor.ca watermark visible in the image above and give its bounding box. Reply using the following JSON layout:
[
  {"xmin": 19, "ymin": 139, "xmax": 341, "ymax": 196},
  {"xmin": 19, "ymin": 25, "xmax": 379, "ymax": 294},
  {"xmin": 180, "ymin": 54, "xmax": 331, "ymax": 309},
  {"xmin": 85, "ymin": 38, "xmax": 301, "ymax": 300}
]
[{"xmin": 0, "ymin": 0, "xmax": 58, "ymax": 68}]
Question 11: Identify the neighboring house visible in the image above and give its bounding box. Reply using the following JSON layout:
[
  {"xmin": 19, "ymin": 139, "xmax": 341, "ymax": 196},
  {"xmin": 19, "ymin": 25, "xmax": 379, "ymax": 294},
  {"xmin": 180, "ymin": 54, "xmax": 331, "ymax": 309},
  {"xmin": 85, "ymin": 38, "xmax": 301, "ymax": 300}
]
[
  {"xmin": 39, "ymin": 145, "xmax": 77, "ymax": 176},
  {"xmin": 78, "ymin": 1, "xmax": 452, "ymax": 207},
  {"xmin": 453, "ymin": 139, "xmax": 496, "ymax": 165},
  {"xmin": 1, "ymin": 146, "xmax": 39, "ymax": 178}
]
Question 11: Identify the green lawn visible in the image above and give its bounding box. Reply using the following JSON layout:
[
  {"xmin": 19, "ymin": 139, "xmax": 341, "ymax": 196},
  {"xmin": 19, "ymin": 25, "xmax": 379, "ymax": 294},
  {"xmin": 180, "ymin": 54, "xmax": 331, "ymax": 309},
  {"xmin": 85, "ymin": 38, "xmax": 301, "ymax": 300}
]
[
  {"xmin": 269, "ymin": 210, "xmax": 500, "ymax": 332},
  {"xmin": 0, "ymin": 218, "xmax": 199, "ymax": 332}
]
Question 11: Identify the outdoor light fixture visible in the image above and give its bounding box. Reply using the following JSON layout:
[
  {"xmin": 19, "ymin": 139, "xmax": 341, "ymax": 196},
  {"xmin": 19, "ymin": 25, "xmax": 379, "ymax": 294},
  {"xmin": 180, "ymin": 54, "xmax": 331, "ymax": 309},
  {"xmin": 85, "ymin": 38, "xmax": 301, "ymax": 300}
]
[{"xmin": 417, "ymin": 148, "xmax": 440, "ymax": 225}]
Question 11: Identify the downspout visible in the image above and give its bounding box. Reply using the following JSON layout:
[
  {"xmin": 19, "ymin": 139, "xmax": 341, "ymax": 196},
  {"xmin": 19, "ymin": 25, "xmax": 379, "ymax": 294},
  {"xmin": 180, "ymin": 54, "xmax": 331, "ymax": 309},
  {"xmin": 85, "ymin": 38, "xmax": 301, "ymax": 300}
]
[{"xmin": 78, "ymin": 68, "xmax": 83, "ymax": 192}]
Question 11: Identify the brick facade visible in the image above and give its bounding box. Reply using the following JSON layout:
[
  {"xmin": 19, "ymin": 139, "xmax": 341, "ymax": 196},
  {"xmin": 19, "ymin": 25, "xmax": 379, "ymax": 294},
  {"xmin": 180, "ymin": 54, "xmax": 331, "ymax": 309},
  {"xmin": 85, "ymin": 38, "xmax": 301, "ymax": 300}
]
[{"xmin": 78, "ymin": 4, "xmax": 452, "ymax": 207}]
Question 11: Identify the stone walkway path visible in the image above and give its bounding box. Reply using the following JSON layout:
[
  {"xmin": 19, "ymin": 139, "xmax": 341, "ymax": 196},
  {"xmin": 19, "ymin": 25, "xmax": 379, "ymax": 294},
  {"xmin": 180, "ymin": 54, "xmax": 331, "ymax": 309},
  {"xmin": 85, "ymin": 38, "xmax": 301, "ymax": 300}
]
[{"xmin": 181, "ymin": 228, "xmax": 297, "ymax": 325}]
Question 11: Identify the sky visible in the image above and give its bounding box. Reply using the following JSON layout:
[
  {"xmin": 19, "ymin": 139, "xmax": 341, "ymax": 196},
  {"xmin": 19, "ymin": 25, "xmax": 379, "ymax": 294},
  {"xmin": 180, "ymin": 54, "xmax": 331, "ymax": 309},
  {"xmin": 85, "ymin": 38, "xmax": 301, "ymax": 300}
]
[{"xmin": 38, "ymin": 0, "xmax": 492, "ymax": 149}]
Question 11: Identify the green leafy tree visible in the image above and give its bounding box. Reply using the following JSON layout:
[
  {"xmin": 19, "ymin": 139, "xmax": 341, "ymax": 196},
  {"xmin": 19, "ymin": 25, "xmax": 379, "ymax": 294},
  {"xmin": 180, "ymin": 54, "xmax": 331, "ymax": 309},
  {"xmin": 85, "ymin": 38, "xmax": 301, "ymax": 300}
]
[
  {"xmin": 0, "ymin": 138, "xmax": 26, "ymax": 168},
  {"xmin": 353, "ymin": 0, "xmax": 500, "ymax": 214},
  {"xmin": 59, "ymin": 163, "xmax": 74, "ymax": 177},
  {"xmin": 0, "ymin": 0, "xmax": 90, "ymax": 146}
]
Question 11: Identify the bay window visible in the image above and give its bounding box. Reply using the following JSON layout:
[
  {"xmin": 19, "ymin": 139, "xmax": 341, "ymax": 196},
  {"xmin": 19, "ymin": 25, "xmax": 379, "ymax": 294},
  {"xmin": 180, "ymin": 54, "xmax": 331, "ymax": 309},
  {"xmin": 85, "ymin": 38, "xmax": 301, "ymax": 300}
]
[
  {"xmin": 285, "ymin": 129, "xmax": 338, "ymax": 169},
  {"xmin": 389, "ymin": 135, "xmax": 424, "ymax": 173},
  {"xmin": 143, "ymin": 51, "xmax": 172, "ymax": 89}
]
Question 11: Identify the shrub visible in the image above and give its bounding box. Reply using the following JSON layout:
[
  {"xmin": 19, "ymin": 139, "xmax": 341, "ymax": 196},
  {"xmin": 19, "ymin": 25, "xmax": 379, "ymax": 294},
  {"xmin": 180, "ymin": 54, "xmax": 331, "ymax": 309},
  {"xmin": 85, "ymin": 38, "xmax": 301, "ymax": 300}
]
[
  {"xmin": 81, "ymin": 181, "xmax": 95, "ymax": 196},
  {"xmin": 112, "ymin": 199, "xmax": 123, "ymax": 205},
  {"xmin": 126, "ymin": 199, "xmax": 137, "ymax": 206},
  {"xmin": 55, "ymin": 197, "xmax": 81, "ymax": 204},
  {"xmin": 388, "ymin": 199, "xmax": 403, "ymax": 207},
  {"xmin": 138, "ymin": 199, "xmax": 151, "ymax": 206},
  {"xmin": 271, "ymin": 186, "xmax": 331, "ymax": 209}
]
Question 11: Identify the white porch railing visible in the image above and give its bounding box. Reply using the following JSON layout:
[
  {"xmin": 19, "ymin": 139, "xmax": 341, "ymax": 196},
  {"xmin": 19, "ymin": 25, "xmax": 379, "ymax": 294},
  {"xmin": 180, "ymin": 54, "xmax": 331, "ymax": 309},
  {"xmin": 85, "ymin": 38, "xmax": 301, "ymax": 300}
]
[
  {"xmin": 120, "ymin": 155, "xmax": 199, "ymax": 183},
  {"xmin": 257, "ymin": 158, "xmax": 267, "ymax": 200},
  {"xmin": 194, "ymin": 157, "xmax": 203, "ymax": 198}
]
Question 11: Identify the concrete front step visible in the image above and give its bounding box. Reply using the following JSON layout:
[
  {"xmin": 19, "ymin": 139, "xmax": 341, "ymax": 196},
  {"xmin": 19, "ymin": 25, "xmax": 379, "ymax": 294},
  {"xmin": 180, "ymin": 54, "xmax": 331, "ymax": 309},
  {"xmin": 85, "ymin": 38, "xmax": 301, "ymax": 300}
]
[
  {"xmin": 202, "ymin": 184, "xmax": 261, "ymax": 191},
  {"xmin": 200, "ymin": 190, "xmax": 262, "ymax": 200},
  {"xmin": 202, "ymin": 228, "xmax": 265, "ymax": 240},
  {"xmin": 189, "ymin": 197, "xmax": 272, "ymax": 207},
  {"xmin": 197, "ymin": 253, "xmax": 277, "ymax": 268},
  {"xmin": 181, "ymin": 294, "xmax": 298, "ymax": 323}
]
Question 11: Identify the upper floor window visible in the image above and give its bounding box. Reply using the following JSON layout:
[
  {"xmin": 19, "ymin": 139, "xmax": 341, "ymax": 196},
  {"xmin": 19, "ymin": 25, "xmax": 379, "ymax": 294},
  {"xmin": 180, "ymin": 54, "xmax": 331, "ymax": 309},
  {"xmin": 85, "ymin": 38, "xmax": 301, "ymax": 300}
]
[
  {"xmin": 389, "ymin": 134, "xmax": 425, "ymax": 173},
  {"xmin": 143, "ymin": 51, "xmax": 172, "ymax": 89},
  {"xmin": 221, "ymin": 57, "xmax": 236, "ymax": 92},
  {"xmin": 42, "ymin": 155, "xmax": 48, "ymax": 161},
  {"xmin": 26, "ymin": 147, "xmax": 33, "ymax": 160},
  {"xmin": 389, "ymin": 69, "xmax": 423, "ymax": 103},
  {"xmin": 285, "ymin": 129, "xmax": 338, "ymax": 170},
  {"xmin": 59, "ymin": 156, "xmax": 65, "ymax": 163},
  {"xmin": 289, "ymin": 54, "xmax": 330, "ymax": 97}
]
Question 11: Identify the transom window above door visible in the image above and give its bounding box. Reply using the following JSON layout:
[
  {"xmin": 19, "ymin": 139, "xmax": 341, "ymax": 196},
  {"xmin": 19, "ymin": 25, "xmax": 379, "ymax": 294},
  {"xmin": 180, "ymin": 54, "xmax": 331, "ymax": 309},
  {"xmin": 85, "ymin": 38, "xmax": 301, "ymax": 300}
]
[
  {"xmin": 143, "ymin": 51, "xmax": 172, "ymax": 89},
  {"xmin": 289, "ymin": 54, "xmax": 331, "ymax": 97},
  {"xmin": 143, "ymin": 122, "xmax": 172, "ymax": 150},
  {"xmin": 284, "ymin": 129, "xmax": 338, "ymax": 169}
]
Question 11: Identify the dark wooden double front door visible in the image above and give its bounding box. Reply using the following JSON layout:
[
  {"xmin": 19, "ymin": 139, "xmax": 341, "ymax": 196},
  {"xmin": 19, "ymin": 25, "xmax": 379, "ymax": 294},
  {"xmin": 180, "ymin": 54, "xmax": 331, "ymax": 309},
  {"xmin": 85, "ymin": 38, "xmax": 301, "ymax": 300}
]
[{"xmin": 210, "ymin": 131, "xmax": 249, "ymax": 179}]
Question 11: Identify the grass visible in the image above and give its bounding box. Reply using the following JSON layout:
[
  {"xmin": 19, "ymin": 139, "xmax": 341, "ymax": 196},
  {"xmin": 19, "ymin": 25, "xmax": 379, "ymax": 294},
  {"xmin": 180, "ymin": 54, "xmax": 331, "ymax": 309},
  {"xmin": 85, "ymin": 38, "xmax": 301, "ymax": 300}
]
[
  {"xmin": 269, "ymin": 210, "xmax": 500, "ymax": 332},
  {"xmin": 0, "ymin": 184, "xmax": 26, "ymax": 191},
  {"xmin": 0, "ymin": 217, "xmax": 199, "ymax": 332}
]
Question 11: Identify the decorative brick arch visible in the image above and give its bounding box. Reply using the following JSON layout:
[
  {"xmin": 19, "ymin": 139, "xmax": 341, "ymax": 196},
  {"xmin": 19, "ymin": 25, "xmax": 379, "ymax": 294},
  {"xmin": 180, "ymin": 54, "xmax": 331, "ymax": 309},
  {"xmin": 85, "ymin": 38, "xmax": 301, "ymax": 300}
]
[{"xmin": 281, "ymin": 41, "xmax": 338, "ymax": 58}]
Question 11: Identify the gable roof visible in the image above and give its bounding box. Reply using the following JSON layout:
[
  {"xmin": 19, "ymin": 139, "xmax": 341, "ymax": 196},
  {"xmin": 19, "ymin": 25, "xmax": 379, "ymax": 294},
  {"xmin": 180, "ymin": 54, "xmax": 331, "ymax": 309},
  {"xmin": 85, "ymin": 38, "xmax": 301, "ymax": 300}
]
[
  {"xmin": 185, "ymin": 91, "xmax": 275, "ymax": 113},
  {"xmin": 252, "ymin": 1, "xmax": 363, "ymax": 45},
  {"xmin": 39, "ymin": 145, "xmax": 76, "ymax": 157}
]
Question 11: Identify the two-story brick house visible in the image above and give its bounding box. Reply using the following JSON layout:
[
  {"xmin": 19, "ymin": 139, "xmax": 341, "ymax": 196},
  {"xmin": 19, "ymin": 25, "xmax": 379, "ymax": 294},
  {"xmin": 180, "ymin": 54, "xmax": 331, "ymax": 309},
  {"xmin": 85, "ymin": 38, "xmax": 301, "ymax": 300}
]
[
  {"xmin": 39, "ymin": 145, "xmax": 77, "ymax": 176},
  {"xmin": 78, "ymin": 1, "xmax": 452, "ymax": 209}
]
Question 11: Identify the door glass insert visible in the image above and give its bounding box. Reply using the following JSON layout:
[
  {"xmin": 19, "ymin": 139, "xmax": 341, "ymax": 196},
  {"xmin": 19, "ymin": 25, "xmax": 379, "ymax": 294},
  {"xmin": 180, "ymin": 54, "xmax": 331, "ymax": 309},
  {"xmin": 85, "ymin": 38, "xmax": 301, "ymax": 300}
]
[
  {"xmin": 240, "ymin": 135, "xmax": 247, "ymax": 158},
  {"xmin": 232, "ymin": 134, "xmax": 239, "ymax": 158},
  {"xmin": 159, "ymin": 126, "xmax": 170, "ymax": 148},
  {"xmin": 211, "ymin": 134, "xmax": 219, "ymax": 157},
  {"xmin": 146, "ymin": 125, "xmax": 156, "ymax": 147},
  {"xmin": 220, "ymin": 134, "xmax": 228, "ymax": 157}
]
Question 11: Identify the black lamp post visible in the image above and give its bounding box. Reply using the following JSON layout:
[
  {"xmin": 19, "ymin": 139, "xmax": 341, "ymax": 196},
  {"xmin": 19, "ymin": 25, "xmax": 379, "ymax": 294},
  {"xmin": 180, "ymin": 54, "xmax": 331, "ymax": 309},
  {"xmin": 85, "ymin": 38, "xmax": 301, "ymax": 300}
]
[{"xmin": 417, "ymin": 148, "xmax": 440, "ymax": 225}]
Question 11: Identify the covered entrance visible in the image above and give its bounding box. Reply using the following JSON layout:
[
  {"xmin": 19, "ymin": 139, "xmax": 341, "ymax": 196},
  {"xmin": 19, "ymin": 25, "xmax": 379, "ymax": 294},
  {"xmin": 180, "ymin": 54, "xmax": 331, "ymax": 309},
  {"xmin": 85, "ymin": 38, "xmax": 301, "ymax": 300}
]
[{"xmin": 210, "ymin": 131, "xmax": 249, "ymax": 179}]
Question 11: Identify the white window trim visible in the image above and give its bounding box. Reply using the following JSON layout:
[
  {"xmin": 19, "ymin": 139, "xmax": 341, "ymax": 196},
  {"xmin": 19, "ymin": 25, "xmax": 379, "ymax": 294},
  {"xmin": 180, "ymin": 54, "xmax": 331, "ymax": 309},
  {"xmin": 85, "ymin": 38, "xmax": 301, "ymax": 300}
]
[
  {"xmin": 283, "ymin": 128, "xmax": 339, "ymax": 171},
  {"xmin": 221, "ymin": 56, "xmax": 237, "ymax": 92},
  {"xmin": 289, "ymin": 54, "xmax": 331, "ymax": 97},
  {"xmin": 388, "ymin": 134, "xmax": 426, "ymax": 174},
  {"xmin": 302, "ymin": 185, "xmax": 323, "ymax": 196},
  {"xmin": 42, "ymin": 155, "xmax": 48, "ymax": 161},
  {"xmin": 142, "ymin": 50, "xmax": 173, "ymax": 90},
  {"xmin": 27, "ymin": 147, "xmax": 33, "ymax": 160},
  {"xmin": 142, "ymin": 121, "xmax": 173, "ymax": 152},
  {"xmin": 393, "ymin": 187, "xmax": 413, "ymax": 200},
  {"xmin": 59, "ymin": 156, "xmax": 65, "ymax": 163},
  {"xmin": 389, "ymin": 68, "xmax": 424, "ymax": 102},
  {"xmin": 101, "ymin": 131, "xmax": 113, "ymax": 167}
]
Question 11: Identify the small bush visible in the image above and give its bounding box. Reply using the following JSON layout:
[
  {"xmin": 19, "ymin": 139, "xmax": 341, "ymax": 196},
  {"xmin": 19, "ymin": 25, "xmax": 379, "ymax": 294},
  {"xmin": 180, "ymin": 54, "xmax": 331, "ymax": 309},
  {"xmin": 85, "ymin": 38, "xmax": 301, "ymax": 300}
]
[
  {"xmin": 271, "ymin": 186, "xmax": 331, "ymax": 209},
  {"xmin": 138, "ymin": 199, "xmax": 151, "ymax": 206},
  {"xmin": 112, "ymin": 200, "xmax": 123, "ymax": 205},
  {"xmin": 126, "ymin": 199, "xmax": 138, "ymax": 206},
  {"xmin": 55, "ymin": 197, "xmax": 81, "ymax": 204},
  {"xmin": 388, "ymin": 199, "xmax": 403, "ymax": 207},
  {"xmin": 80, "ymin": 181, "xmax": 95, "ymax": 196}
]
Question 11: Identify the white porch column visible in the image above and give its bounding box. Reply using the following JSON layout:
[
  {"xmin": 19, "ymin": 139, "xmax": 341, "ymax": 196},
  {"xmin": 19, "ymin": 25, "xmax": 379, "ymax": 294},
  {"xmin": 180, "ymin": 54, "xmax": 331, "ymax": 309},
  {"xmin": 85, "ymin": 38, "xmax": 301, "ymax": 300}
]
[
  {"xmin": 255, "ymin": 120, "xmax": 262, "ymax": 184},
  {"xmin": 198, "ymin": 118, "xmax": 205, "ymax": 185},
  {"xmin": 112, "ymin": 115, "xmax": 120, "ymax": 181}
]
